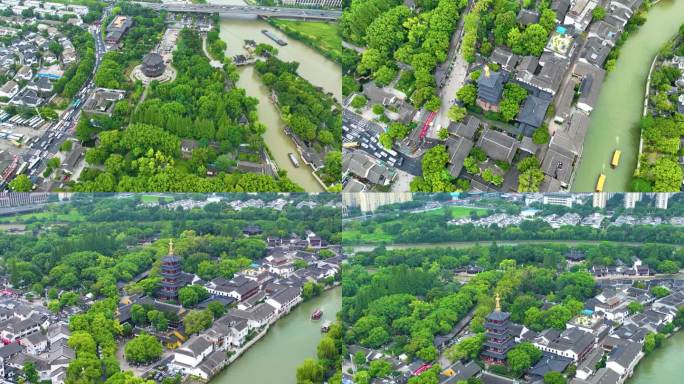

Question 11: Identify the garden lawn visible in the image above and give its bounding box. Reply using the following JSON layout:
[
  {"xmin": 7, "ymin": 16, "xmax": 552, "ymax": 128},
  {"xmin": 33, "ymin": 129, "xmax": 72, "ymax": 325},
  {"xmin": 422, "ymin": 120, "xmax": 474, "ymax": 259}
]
[{"xmin": 271, "ymin": 20, "xmax": 342, "ymax": 60}]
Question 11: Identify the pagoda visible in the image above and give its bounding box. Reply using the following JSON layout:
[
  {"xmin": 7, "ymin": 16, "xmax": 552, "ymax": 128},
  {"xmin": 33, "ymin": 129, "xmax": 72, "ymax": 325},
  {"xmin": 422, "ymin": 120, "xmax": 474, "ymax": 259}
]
[
  {"xmin": 159, "ymin": 239, "xmax": 182, "ymax": 302},
  {"xmin": 481, "ymin": 294, "xmax": 515, "ymax": 365}
]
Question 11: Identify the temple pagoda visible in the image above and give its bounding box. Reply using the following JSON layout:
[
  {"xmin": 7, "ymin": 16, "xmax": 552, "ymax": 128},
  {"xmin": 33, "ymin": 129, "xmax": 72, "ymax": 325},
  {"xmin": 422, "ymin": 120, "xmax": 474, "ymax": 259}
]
[
  {"xmin": 481, "ymin": 294, "xmax": 515, "ymax": 365},
  {"xmin": 159, "ymin": 239, "xmax": 182, "ymax": 302}
]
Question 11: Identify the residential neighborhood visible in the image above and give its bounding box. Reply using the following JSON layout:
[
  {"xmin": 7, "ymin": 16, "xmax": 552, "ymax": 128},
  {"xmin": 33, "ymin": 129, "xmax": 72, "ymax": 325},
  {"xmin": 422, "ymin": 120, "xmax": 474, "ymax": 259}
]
[
  {"xmin": 342, "ymin": 0, "xmax": 652, "ymax": 193},
  {"xmin": 0, "ymin": 192, "xmax": 344, "ymax": 384},
  {"xmin": 341, "ymin": 192, "xmax": 684, "ymax": 384}
]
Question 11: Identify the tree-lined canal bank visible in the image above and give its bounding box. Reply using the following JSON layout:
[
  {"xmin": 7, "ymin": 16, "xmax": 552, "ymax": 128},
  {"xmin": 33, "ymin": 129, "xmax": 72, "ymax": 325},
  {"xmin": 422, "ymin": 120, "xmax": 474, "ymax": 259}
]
[
  {"xmin": 210, "ymin": 0, "xmax": 340, "ymax": 191},
  {"xmin": 572, "ymin": 0, "xmax": 684, "ymax": 192}
]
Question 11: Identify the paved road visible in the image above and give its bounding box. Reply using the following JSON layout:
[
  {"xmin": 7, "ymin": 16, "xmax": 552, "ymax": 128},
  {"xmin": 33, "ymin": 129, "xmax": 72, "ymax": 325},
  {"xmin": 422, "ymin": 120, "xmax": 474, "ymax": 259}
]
[
  {"xmin": 343, "ymin": 109, "xmax": 422, "ymax": 176},
  {"xmin": 433, "ymin": 0, "xmax": 473, "ymax": 133},
  {"xmin": 134, "ymin": 2, "xmax": 342, "ymax": 21},
  {"xmin": 30, "ymin": 9, "xmax": 110, "ymax": 189}
]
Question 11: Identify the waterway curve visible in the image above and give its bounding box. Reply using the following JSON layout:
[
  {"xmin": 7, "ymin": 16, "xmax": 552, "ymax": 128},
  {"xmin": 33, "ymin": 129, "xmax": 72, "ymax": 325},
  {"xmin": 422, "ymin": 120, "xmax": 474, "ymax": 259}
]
[
  {"xmin": 572, "ymin": 0, "xmax": 684, "ymax": 192},
  {"xmin": 216, "ymin": 14, "xmax": 341, "ymax": 191}
]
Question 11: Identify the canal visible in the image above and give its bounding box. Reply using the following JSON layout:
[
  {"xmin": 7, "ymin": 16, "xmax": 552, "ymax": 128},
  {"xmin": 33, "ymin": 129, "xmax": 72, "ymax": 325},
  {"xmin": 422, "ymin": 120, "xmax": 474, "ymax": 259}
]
[
  {"xmin": 211, "ymin": 0, "xmax": 341, "ymax": 191},
  {"xmin": 572, "ymin": 0, "xmax": 684, "ymax": 192},
  {"xmin": 211, "ymin": 286, "xmax": 341, "ymax": 384},
  {"xmin": 628, "ymin": 326, "xmax": 684, "ymax": 383},
  {"xmin": 347, "ymin": 239, "xmax": 684, "ymax": 252}
]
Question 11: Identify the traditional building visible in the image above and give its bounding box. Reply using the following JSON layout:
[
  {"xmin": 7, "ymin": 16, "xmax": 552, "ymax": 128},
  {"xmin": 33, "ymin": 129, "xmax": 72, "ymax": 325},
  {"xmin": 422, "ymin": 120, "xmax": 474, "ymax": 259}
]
[
  {"xmin": 160, "ymin": 240, "xmax": 182, "ymax": 302},
  {"xmin": 481, "ymin": 295, "xmax": 515, "ymax": 365},
  {"xmin": 141, "ymin": 52, "xmax": 165, "ymax": 78},
  {"xmin": 476, "ymin": 66, "xmax": 507, "ymax": 112}
]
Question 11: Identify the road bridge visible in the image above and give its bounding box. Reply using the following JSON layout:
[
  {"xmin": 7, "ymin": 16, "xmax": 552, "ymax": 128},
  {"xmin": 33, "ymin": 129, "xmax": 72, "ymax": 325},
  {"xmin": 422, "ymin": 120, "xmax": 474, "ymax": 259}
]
[{"xmin": 133, "ymin": 2, "xmax": 341, "ymax": 21}]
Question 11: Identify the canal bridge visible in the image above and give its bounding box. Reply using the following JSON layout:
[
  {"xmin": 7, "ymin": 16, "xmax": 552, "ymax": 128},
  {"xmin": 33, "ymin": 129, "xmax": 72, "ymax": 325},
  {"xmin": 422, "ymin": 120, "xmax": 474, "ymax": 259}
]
[{"xmin": 133, "ymin": 2, "xmax": 342, "ymax": 21}]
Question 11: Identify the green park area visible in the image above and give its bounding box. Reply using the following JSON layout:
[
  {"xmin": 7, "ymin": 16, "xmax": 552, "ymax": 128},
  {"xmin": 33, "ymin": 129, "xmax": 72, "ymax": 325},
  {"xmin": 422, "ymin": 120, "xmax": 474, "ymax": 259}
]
[
  {"xmin": 270, "ymin": 20, "xmax": 342, "ymax": 63},
  {"xmin": 437, "ymin": 206, "xmax": 487, "ymax": 218},
  {"xmin": 342, "ymin": 228, "xmax": 395, "ymax": 245},
  {"xmin": 139, "ymin": 195, "xmax": 174, "ymax": 204},
  {"xmin": 342, "ymin": 206, "xmax": 489, "ymax": 244},
  {"xmin": 0, "ymin": 209, "xmax": 84, "ymax": 224}
]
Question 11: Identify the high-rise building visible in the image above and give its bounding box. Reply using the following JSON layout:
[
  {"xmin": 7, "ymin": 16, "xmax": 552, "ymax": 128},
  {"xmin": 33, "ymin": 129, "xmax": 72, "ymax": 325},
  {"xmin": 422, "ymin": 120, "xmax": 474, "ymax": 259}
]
[
  {"xmin": 481, "ymin": 295, "xmax": 515, "ymax": 365},
  {"xmin": 592, "ymin": 193, "xmax": 615, "ymax": 208},
  {"xmin": 654, "ymin": 193, "xmax": 670, "ymax": 210},
  {"xmin": 624, "ymin": 193, "xmax": 642, "ymax": 209},
  {"xmin": 342, "ymin": 193, "xmax": 412, "ymax": 213},
  {"xmin": 592, "ymin": 193, "xmax": 606, "ymax": 209},
  {"xmin": 160, "ymin": 240, "xmax": 182, "ymax": 302}
]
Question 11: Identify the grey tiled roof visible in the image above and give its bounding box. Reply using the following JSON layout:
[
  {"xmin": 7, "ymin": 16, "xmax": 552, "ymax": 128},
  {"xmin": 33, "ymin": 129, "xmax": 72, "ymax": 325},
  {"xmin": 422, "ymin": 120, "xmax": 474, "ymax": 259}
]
[
  {"xmin": 446, "ymin": 136, "xmax": 473, "ymax": 177},
  {"xmin": 517, "ymin": 94, "xmax": 551, "ymax": 128},
  {"xmin": 477, "ymin": 69, "xmax": 507, "ymax": 105},
  {"xmin": 477, "ymin": 128, "xmax": 518, "ymax": 163}
]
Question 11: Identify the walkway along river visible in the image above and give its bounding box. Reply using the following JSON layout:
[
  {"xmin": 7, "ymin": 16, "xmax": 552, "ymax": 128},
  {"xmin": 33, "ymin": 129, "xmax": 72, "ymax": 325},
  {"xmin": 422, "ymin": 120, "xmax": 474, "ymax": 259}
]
[
  {"xmin": 572, "ymin": 0, "xmax": 684, "ymax": 192},
  {"xmin": 210, "ymin": 286, "xmax": 341, "ymax": 384},
  {"xmin": 212, "ymin": 0, "xmax": 341, "ymax": 191}
]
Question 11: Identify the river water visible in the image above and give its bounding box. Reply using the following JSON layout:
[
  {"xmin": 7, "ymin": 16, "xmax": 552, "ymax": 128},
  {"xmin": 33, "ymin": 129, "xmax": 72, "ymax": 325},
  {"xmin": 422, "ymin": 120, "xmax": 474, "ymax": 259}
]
[
  {"xmin": 347, "ymin": 239, "xmax": 684, "ymax": 252},
  {"xmin": 210, "ymin": 286, "xmax": 341, "ymax": 383},
  {"xmin": 210, "ymin": 0, "xmax": 341, "ymax": 191},
  {"xmin": 572, "ymin": 0, "xmax": 684, "ymax": 192},
  {"xmin": 628, "ymin": 325, "xmax": 684, "ymax": 383}
]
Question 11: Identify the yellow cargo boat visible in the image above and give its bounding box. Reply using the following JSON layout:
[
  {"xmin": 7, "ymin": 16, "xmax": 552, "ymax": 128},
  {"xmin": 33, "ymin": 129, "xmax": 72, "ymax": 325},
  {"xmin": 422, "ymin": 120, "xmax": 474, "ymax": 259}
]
[
  {"xmin": 596, "ymin": 174, "xmax": 606, "ymax": 192},
  {"xmin": 611, "ymin": 150, "xmax": 621, "ymax": 168}
]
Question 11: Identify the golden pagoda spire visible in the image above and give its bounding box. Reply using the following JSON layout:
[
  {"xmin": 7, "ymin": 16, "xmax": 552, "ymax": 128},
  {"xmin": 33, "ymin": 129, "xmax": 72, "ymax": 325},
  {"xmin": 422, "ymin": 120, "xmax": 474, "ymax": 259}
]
[
  {"xmin": 168, "ymin": 239, "xmax": 174, "ymax": 255},
  {"xmin": 495, "ymin": 293, "xmax": 501, "ymax": 312}
]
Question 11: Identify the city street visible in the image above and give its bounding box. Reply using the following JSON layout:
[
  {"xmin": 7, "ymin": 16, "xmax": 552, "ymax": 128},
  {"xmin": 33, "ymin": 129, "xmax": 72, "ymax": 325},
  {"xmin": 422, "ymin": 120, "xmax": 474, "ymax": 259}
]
[
  {"xmin": 432, "ymin": 0, "xmax": 473, "ymax": 135},
  {"xmin": 343, "ymin": 109, "xmax": 422, "ymax": 176},
  {"xmin": 29, "ymin": 7, "xmax": 110, "ymax": 189}
]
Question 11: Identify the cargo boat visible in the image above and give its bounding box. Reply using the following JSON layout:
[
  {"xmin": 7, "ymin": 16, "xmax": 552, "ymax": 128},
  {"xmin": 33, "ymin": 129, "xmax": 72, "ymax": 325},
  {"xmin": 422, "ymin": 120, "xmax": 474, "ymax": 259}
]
[
  {"xmin": 261, "ymin": 29, "xmax": 287, "ymax": 46},
  {"xmin": 596, "ymin": 174, "xmax": 606, "ymax": 192},
  {"xmin": 611, "ymin": 150, "xmax": 621, "ymax": 168},
  {"xmin": 288, "ymin": 152, "xmax": 300, "ymax": 167}
]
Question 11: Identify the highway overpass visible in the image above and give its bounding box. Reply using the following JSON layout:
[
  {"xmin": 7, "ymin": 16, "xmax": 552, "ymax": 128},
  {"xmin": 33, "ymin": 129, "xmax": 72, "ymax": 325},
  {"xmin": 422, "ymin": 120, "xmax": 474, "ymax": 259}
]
[{"xmin": 133, "ymin": 2, "xmax": 342, "ymax": 21}]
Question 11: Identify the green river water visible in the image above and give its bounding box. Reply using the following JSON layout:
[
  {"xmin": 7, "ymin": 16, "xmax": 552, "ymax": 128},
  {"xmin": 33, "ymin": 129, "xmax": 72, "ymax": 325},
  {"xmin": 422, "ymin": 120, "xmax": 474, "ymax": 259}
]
[
  {"xmin": 628, "ymin": 330, "xmax": 684, "ymax": 383},
  {"xmin": 572, "ymin": 0, "xmax": 684, "ymax": 192},
  {"xmin": 211, "ymin": 286, "xmax": 341, "ymax": 383}
]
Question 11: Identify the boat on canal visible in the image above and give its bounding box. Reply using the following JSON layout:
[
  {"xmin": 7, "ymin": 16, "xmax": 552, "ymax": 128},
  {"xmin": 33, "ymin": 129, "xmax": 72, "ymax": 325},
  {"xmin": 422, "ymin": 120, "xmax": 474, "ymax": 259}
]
[
  {"xmin": 288, "ymin": 152, "xmax": 300, "ymax": 167},
  {"xmin": 311, "ymin": 309, "xmax": 322, "ymax": 320},
  {"xmin": 321, "ymin": 320, "xmax": 331, "ymax": 332},
  {"xmin": 611, "ymin": 150, "xmax": 621, "ymax": 168},
  {"xmin": 261, "ymin": 29, "xmax": 287, "ymax": 46},
  {"xmin": 596, "ymin": 174, "xmax": 606, "ymax": 192}
]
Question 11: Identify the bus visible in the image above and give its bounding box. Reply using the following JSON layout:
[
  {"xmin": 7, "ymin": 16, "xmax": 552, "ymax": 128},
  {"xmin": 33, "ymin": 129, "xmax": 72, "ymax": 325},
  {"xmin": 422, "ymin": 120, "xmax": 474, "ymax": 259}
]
[
  {"xmin": 28, "ymin": 157, "xmax": 40, "ymax": 171},
  {"xmin": 596, "ymin": 174, "xmax": 606, "ymax": 192}
]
